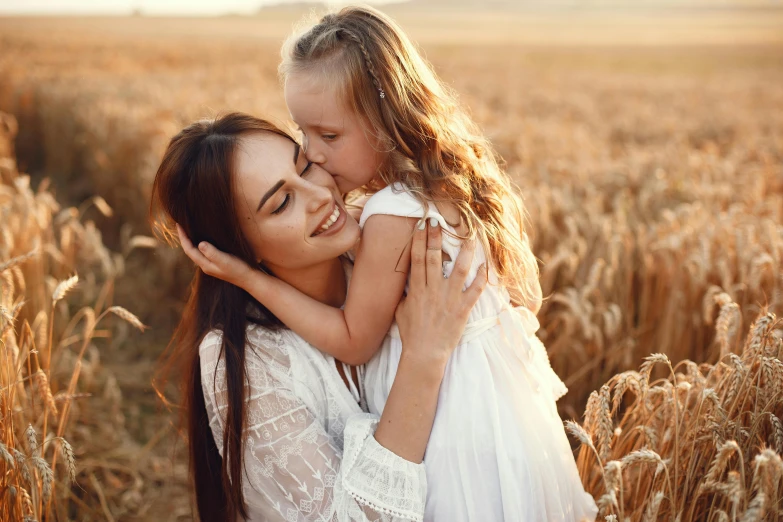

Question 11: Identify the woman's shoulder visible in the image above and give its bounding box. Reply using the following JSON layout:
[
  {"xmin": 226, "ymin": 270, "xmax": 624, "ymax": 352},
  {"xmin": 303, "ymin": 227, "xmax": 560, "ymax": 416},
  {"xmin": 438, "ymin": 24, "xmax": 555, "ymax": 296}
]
[
  {"xmin": 198, "ymin": 329, "xmax": 224, "ymax": 362},
  {"xmin": 198, "ymin": 324, "xmax": 286, "ymax": 364},
  {"xmin": 198, "ymin": 324, "xmax": 299, "ymax": 396}
]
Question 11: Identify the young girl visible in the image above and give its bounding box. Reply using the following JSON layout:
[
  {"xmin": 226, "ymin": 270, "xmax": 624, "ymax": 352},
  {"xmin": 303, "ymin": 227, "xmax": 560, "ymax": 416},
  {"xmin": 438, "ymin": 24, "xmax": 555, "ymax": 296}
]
[{"xmin": 187, "ymin": 6, "xmax": 597, "ymax": 521}]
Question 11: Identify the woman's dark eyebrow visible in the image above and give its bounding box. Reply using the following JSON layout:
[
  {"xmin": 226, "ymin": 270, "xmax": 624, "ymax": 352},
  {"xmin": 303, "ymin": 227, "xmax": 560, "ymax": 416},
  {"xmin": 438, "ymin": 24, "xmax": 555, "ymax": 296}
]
[
  {"xmin": 256, "ymin": 143, "xmax": 299, "ymax": 212},
  {"xmin": 257, "ymin": 180, "xmax": 285, "ymax": 212}
]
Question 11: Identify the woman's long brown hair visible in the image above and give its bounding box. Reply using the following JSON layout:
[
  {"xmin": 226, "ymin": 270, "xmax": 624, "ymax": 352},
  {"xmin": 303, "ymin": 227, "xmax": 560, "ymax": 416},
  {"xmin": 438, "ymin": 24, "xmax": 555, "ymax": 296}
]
[{"xmin": 150, "ymin": 113, "xmax": 293, "ymax": 521}]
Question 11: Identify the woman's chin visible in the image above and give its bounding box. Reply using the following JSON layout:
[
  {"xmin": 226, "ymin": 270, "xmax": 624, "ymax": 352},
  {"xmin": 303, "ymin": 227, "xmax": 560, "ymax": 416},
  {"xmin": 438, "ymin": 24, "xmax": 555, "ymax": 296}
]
[{"xmin": 335, "ymin": 218, "xmax": 361, "ymax": 254}]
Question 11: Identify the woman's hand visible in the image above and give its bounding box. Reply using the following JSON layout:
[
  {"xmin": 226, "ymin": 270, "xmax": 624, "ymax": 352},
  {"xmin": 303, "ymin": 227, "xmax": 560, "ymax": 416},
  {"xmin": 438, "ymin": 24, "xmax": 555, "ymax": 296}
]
[
  {"xmin": 394, "ymin": 220, "xmax": 487, "ymax": 366},
  {"xmin": 176, "ymin": 223, "xmax": 254, "ymax": 287},
  {"xmin": 374, "ymin": 220, "xmax": 487, "ymax": 462}
]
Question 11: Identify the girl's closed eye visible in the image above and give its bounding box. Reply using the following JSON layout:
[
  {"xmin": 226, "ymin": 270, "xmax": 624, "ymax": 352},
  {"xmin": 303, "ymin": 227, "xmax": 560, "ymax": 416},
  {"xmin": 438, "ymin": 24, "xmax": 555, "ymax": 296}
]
[{"xmin": 321, "ymin": 134, "xmax": 337, "ymax": 141}]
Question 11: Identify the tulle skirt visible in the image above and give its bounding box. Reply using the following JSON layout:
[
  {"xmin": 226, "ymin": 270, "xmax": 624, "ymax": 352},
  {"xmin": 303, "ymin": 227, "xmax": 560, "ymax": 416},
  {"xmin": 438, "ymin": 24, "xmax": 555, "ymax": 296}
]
[{"xmin": 365, "ymin": 306, "xmax": 598, "ymax": 522}]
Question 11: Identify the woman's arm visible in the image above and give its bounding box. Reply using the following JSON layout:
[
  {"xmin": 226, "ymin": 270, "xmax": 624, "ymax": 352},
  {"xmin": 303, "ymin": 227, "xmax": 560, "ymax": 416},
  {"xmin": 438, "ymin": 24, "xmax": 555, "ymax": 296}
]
[
  {"xmin": 375, "ymin": 222, "xmax": 487, "ymax": 462},
  {"xmin": 200, "ymin": 330, "xmax": 424, "ymax": 521},
  {"xmin": 179, "ymin": 216, "xmax": 416, "ymax": 365}
]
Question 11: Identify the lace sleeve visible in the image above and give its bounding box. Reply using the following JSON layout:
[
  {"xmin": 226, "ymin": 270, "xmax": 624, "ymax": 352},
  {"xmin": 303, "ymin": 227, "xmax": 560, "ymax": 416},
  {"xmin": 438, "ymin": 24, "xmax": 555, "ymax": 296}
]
[{"xmin": 199, "ymin": 330, "xmax": 427, "ymax": 522}]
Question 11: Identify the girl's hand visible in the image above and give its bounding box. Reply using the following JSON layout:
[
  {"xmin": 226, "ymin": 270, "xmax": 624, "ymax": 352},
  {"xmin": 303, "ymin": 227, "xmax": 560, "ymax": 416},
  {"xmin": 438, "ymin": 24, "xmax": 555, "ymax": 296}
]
[
  {"xmin": 176, "ymin": 223, "xmax": 254, "ymax": 287},
  {"xmin": 394, "ymin": 220, "xmax": 487, "ymax": 365}
]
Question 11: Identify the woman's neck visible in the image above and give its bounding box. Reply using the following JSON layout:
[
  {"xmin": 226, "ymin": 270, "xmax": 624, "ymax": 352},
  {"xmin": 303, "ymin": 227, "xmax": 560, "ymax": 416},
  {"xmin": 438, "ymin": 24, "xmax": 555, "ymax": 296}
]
[{"xmin": 273, "ymin": 257, "xmax": 347, "ymax": 308}]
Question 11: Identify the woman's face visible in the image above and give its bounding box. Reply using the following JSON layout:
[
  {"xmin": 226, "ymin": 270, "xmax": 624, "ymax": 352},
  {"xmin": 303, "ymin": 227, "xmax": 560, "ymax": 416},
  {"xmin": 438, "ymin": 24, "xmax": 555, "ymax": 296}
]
[{"xmin": 233, "ymin": 132, "xmax": 360, "ymax": 274}]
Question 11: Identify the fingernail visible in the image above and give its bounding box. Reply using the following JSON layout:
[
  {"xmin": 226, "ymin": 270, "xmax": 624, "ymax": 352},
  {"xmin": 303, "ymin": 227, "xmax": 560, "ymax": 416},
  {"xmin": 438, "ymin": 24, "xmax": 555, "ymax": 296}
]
[
  {"xmin": 198, "ymin": 242, "xmax": 207, "ymax": 252},
  {"xmin": 417, "ymin": 219, "xmax": 426, "ymax": 230},
  {"xmin": 429, "ymin": 217, "xmax": 438, "ymax": 227}
]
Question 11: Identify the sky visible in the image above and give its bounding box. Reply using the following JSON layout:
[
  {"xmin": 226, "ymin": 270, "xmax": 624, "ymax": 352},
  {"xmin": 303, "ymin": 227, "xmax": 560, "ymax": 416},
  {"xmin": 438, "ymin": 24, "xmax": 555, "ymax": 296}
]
[
  {"xmin": 1, "ymin": 0, "xmax": 777, "ymax": 16},
  {"xmin": 0, "ymin": 0, "xmax": 403, "ymax": 16}
]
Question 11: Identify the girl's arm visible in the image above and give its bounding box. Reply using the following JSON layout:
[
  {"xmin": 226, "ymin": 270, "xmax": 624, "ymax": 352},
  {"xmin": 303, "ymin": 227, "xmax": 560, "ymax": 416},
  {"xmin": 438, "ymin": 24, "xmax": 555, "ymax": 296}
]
[{"xmin": 178, "ymin": 215, "xmax": 416, "ymax": 365}]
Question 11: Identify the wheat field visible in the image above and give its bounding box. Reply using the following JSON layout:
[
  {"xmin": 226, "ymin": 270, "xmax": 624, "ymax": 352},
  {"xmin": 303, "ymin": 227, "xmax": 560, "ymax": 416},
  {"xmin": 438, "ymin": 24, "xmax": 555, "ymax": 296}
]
[{"xmin": 0, "ymin": 6, "xmax": 782, "ymax": 520}]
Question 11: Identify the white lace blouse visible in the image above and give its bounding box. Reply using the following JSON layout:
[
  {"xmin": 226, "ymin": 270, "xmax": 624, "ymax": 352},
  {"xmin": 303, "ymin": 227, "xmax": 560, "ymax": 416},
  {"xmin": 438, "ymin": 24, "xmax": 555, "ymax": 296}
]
[{"xmin": 199, "ymin": 323, "xmax": 427, "ymax": 521}]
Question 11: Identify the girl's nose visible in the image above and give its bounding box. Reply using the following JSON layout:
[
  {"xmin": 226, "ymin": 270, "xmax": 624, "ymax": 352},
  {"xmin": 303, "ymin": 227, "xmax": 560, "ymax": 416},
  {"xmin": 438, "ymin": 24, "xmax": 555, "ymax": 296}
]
[{"xmin": 305, "ymin": 140, "xmax": 327, "ymax": 165}]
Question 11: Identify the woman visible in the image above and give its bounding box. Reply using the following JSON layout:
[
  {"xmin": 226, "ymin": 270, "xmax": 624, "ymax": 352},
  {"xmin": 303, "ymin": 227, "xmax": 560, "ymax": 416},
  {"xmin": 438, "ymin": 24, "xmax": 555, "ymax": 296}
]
[{"xmin": 151, "ymin": 113, "xmax": 486, "ymax": 521}]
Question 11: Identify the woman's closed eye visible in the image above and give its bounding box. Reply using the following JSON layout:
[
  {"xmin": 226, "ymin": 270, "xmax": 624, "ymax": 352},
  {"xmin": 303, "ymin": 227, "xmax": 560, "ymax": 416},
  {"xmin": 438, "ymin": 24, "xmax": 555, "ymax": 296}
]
[
  {"xmin": 271, "ymin": 162, "xmax": 313, "ymax": 215},
  {"xmin": 272, "ymin": 195, "xmax": 290, "ymax": 215},
  {"xmin": 321, "ymin": 134, "xmax": 337, "ymax": 141},
  {"xmin": 272, "ymin": 194, "xmax": 291, "ymax": 214}
]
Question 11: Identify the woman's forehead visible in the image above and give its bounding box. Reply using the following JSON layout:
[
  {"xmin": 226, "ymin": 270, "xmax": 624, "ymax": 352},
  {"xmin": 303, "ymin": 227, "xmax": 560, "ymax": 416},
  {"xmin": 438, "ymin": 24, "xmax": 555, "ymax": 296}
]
[{"xmin": 234, "ymin": 134, "xmax": 296, "ymax": 188}]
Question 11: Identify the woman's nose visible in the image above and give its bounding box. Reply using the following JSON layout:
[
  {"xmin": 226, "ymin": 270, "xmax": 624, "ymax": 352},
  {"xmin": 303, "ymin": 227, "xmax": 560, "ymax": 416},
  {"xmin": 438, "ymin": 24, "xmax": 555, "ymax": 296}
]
[{"xmin": 304, "ymin": 176, "xmax": 334, "ymax": 213}]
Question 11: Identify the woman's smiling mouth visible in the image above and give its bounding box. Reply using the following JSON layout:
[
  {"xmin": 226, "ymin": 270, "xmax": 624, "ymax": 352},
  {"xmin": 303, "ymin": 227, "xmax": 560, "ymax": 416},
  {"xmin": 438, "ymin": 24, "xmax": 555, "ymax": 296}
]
[{"xmin": 312, "ymin": 203, "xmax": 345, "ymax": 237}]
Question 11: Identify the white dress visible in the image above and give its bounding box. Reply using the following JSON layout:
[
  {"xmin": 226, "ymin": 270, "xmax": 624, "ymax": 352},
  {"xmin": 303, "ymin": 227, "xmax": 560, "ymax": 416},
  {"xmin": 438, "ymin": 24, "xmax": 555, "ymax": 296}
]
[
  {"xmin": 360, "ymin": 183, "xmax": 598, "ymax": 522},
  {"xmin": 200, "ymin": 321, "xmax": 428, "ymax": 521}
]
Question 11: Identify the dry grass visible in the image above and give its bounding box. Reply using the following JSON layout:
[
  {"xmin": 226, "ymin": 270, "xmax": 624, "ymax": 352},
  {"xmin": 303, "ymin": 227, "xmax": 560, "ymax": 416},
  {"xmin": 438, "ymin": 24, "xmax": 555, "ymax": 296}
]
[
  {"xmin": 0, "ymin": 112, "xmax": 170, "ymax": 520},
  {"xmin": 0, "ymin": 8, "xmax": 780, "ymax": 520},
  {"xmin": 568, "ymin": 293, "xmax": 783, "ymax": 521}
]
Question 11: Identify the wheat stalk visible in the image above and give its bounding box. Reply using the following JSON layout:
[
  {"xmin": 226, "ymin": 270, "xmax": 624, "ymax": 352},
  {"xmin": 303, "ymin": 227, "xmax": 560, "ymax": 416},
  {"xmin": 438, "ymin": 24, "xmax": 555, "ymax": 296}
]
[
  {"xmin": 25, "ymin": 424, "xmax": 38, "ymax": 455},
  {"xmin": 0, "ymin": 119, "xmax": 144, "ymax": 521},
  {"xmin": 104, "ymin": 306, "xmax": 147, "ymax": 331},
  {"xmin": 0, "ymin": 248, "xmax": 38, "ymax": 274},
  {"xmin": 33, "ymin": 369, "xmax": 58, "ymax": 415},
  {"xmin": 642, "ymin": 490, "xmax": 664, "ymax": 522},
  {"xmin": 20, "ymin": 486, "xmax": 35, "ymax": 519},
  {"xmin": 58, "ymin": 438, "xmax": 77, "ymax": 484},
  {"xmin": 52, "ymin": 275, "xmax": 79, "ymax": 303},
  {"xmin": 31, "ymin": 456, "xmax": 53, "ymax": 503},
  {"xmin": 739, "ymin": 491, "xmax": 766, "ymax": 522}
]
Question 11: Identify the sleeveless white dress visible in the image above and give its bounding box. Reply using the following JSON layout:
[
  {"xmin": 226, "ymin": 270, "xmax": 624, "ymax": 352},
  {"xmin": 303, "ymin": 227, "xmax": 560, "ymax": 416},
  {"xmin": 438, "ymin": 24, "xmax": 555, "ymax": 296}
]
[{"xmin": 360, "ymin": 183, "xmax": 598, "ymax": 522}]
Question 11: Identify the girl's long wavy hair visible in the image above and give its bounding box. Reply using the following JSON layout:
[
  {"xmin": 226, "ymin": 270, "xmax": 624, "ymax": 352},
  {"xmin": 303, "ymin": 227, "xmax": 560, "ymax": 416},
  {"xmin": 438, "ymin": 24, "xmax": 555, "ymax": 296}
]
[
  {"xmin": 150, "ymin": 113, "xmax": 292, "ymax": 521},
  {"xmin": 280, "ymin": 5, "xmax": 539, "ymax": 306}
]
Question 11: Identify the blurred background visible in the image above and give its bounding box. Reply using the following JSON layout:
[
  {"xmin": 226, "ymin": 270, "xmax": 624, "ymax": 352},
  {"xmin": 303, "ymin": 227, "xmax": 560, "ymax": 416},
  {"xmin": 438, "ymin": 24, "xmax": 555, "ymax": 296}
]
[{"xmin": 0, "ymin": 0, "xmax": 781, "ymax": 520}]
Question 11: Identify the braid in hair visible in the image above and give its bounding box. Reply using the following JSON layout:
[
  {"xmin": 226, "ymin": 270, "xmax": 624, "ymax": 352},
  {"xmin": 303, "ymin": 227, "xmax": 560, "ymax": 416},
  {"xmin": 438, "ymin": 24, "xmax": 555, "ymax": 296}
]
[{"xmin": 338, "ymin": 29, "xmax": 386, "ymax": 99}]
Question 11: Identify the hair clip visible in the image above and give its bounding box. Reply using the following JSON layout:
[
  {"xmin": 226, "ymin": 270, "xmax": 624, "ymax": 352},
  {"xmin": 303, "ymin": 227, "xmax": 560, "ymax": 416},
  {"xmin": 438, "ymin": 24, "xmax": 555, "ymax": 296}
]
[{"xmin": 379, "ymin": 89, "xmax": 386, "ymax": 99}]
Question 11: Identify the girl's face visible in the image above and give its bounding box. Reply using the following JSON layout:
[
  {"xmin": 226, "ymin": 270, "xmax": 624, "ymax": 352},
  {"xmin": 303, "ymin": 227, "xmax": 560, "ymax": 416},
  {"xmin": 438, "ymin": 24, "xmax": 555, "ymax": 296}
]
[
  {"xmin": 284, "ymin": 71, "xmax": 386, "ymax": 194},
  {"xmin": 233, "ymin": 132, "xmax": 360, "ymax": 273}
]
